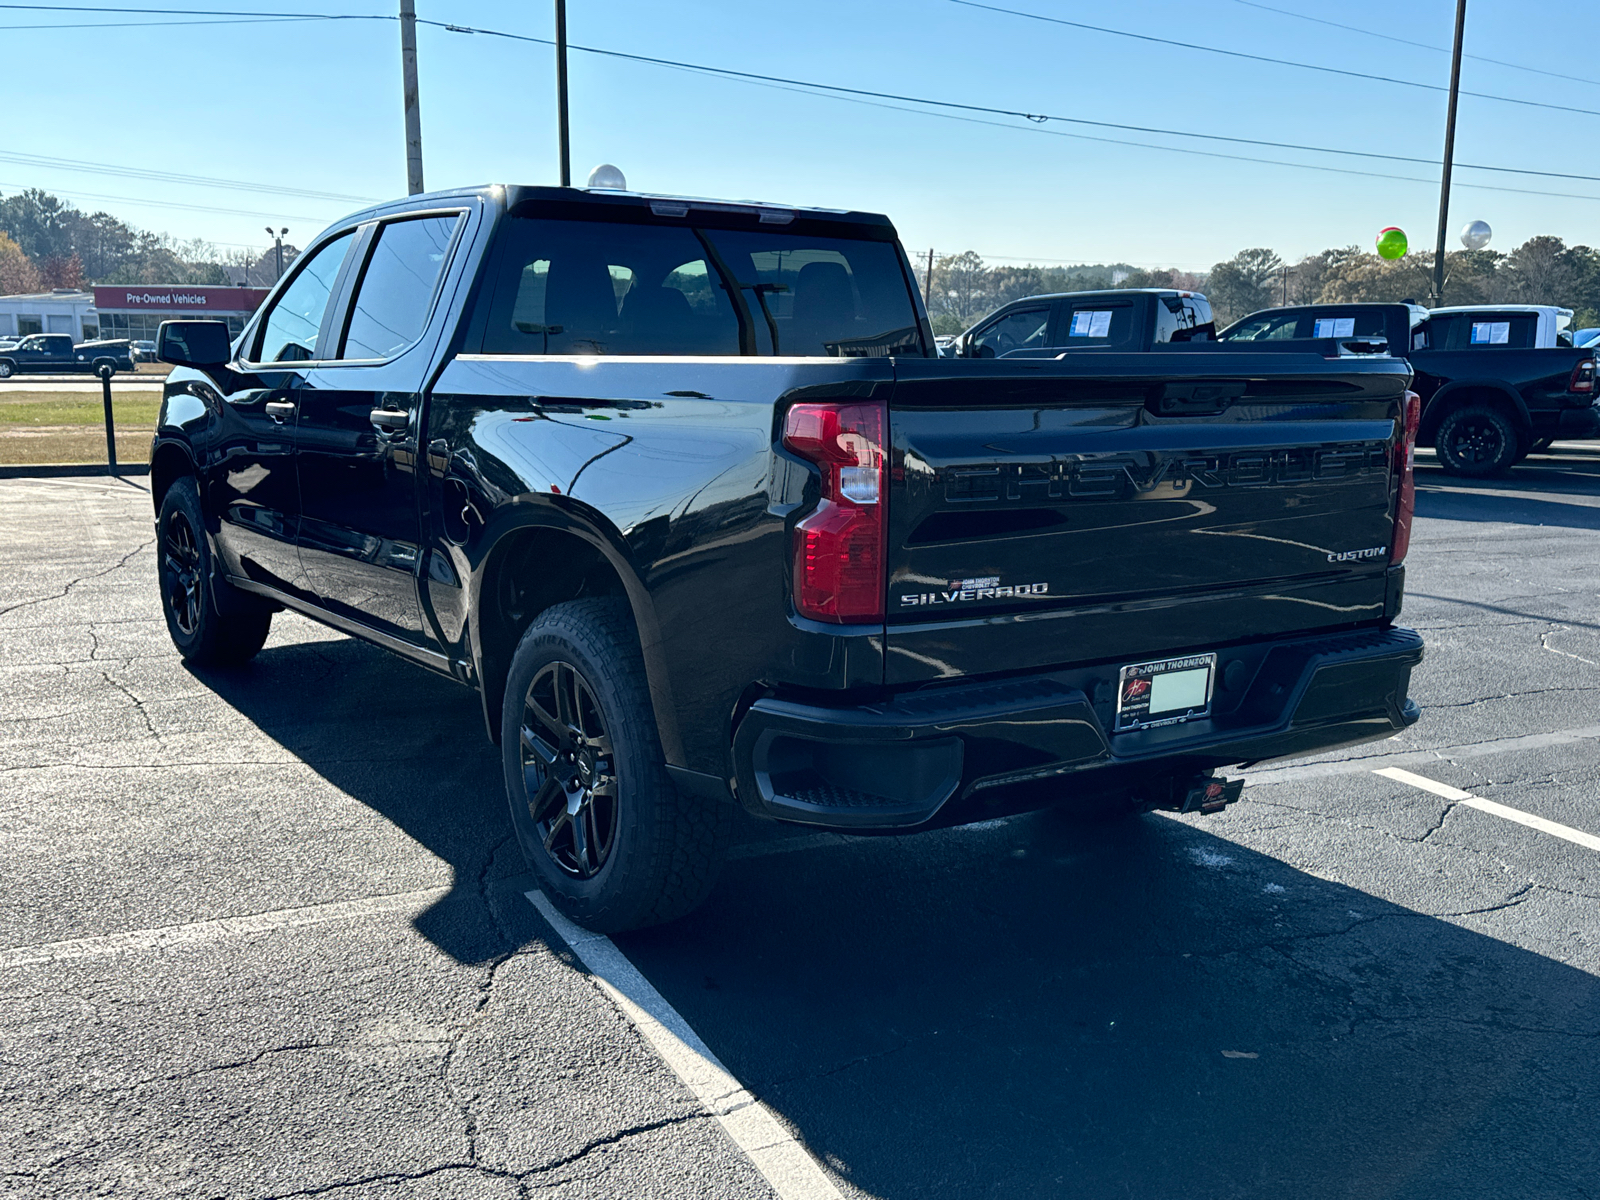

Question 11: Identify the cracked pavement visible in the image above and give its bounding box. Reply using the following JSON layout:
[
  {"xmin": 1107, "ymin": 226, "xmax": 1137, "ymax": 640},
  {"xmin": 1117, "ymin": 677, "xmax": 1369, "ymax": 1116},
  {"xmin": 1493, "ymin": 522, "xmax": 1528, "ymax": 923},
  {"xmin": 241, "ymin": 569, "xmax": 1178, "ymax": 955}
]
[{"xmin": 3, "ymin": 447, "xmax": 1600, "ymax": 1198}]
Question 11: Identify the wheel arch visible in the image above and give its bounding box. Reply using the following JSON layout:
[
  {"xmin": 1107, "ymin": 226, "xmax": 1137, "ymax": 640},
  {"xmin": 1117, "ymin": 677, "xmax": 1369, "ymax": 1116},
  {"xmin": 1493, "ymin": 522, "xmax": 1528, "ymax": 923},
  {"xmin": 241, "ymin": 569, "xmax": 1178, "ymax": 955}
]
[
  {"xmin": 149, "ymin": 437, "xmax": 198, "ymax": 518},
  {"xmin": 469, "ymin": 504, "xmax": 682, "ymax": 763},
  {"xmin": 1419, "ymin": 380, "xmax": 1531, "ymax": 446}
]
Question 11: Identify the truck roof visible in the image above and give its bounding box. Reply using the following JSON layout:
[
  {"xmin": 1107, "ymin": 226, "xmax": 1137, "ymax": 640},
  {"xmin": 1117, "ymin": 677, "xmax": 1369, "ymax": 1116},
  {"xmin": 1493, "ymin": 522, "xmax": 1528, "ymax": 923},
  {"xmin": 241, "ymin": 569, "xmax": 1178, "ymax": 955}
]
[
  {"xmin": 1002, "ymin": 287, "xmax": 1207, "ymax": 306},
  {"xmin": 329, "ymin": 183, "xmax": 895, "ymax": 232},
  {"xmin": 1430, "ymin": 304, "xmax": 1574, "ymax": 319}
]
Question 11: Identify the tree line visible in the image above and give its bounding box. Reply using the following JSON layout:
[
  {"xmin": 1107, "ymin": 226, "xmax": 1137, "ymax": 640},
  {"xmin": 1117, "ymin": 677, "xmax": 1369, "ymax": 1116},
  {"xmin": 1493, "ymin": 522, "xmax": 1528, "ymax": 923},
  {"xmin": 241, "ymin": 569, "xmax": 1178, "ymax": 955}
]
[
  {"xmin": 0, "ymin": 188, "xmax": 293, "ymax": 296},
  {"xmin": 913, "ymin": 237, "xmax": 1600, "ymax": 334}
]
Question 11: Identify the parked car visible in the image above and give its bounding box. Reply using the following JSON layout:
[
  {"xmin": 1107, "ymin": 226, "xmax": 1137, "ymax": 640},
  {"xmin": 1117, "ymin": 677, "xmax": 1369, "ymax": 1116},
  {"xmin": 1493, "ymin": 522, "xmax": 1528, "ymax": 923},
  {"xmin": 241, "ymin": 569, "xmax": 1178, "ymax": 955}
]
[
  {"xmin": 1571, "ymin": 327, "xmax": 1600, "ymax": 349},
  {"xmin": 946, "ymin": 288, "xmax": 1216, "ymax": 357},
  {"xmin": 149, "ymin": 183, "xmax": 1424, "ymax": 931},
  {"xmin": 1218, "ymin": 302, "xmax": 1600, "ymax": 475},
  {"xmin": 130, "ymin": 339, "xmax": 159, "ymax": 363},
  {"xmin": 0, "ymin": 334, "xmax": 134, "ymax": 377}
]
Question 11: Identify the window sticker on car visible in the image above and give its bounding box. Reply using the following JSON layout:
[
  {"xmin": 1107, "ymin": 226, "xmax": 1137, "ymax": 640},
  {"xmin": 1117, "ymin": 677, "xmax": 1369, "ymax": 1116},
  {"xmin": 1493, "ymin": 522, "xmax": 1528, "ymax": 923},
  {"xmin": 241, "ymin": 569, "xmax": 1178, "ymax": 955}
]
[
  {"xmin": 1313, "ymin": 317, "xmax": 1356, "ymax": 337},
  {"xmin": 1070, "ymin": 310, "xmax": 1113, "ymax": 337},
  {"xmin": 1471, "ymin": 321, "xmax": 1510, "ymax": 345}
]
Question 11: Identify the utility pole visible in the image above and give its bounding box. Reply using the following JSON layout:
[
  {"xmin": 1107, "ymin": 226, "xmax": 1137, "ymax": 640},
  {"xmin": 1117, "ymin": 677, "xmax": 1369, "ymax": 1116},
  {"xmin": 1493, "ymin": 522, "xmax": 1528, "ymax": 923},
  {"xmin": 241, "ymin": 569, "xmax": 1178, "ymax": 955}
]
[
  {"xmin": 555, "ymin": 0, "xmax": 571, "ymax": 186},
  {"xmin": 1431, "ymin": 0, "xmax": 1467, "ymax": 304},
  {"xmin": 924, "ymin": 248, "xmax": 935, "ymax": 309},
  {"xmin": 399, "ymin": 0, "xmax": 424, "ymax": 195}
]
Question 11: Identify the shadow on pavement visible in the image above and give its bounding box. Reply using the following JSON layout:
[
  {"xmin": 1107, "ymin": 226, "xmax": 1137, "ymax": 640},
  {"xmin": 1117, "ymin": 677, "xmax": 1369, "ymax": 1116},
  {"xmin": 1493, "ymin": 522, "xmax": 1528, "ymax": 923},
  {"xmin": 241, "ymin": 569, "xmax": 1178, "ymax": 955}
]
[
  {"xmin": 1415, "ymin": 449, "xmax": 1600, "ymax": 531},
  {"xmin": 192, "ymin": 633, "xmax": 518, "ymax": 965},
  {"xmin": 193, "ymin": 618, "xmax": 1600, "ymax": 1196},
  {"xmin": 621, "ymin": 812, "xmax": 1600, "ymax": 1199}
]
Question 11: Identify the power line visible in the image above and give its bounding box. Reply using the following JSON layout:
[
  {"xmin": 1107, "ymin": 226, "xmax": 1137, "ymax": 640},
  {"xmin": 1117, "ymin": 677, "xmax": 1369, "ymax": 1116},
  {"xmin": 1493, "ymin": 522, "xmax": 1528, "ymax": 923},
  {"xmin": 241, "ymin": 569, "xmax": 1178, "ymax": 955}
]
[
  {"xmin": 1, "ymin": 12, "xmax": 319, "ymax": 25},
  {"xmin": 0, "ymin": 151, "xmax": 375, "ymax": 203},
  {"xmin": 417, "ymin": 18, "xmax": 1600, "ymax": 190},
  {"xmin": 947, "ymin": 0, "xmax": 1600, "ymax": 121},
  {"xmin": 4, "ymin": 3, "xmax": 1600, "ymax": 205},
  {"xmin": 1228, "ymin": 0, "xmax": 1599, "ymax": 88}
]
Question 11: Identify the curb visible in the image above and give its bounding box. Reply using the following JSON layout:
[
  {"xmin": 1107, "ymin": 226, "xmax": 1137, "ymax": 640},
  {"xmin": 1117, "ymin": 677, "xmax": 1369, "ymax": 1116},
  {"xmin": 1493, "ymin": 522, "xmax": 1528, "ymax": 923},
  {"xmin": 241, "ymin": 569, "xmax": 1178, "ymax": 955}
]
[{"xmin": 0, "ymin": 463, "xmax": 151, "ymax": 479}]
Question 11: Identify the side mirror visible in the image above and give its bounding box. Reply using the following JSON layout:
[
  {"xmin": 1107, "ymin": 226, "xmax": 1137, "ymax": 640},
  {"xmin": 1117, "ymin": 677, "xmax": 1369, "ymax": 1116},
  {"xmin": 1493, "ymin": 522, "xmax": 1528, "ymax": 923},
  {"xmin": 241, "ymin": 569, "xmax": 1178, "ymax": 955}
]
[{"xmin": 157, "ymin": 320, "xmax": 231, "ymax": 368}]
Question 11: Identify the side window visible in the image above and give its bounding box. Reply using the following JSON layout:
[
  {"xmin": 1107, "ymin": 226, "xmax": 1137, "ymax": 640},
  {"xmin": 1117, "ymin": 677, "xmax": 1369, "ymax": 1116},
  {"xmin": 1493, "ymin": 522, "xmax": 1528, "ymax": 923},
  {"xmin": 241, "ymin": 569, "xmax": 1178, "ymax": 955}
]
[
  {"xmin": 971, "ymin": 307, "xmax": 1050, "ymax": 358},
  {"xmin": 254, "ymin": 231, "xmax": 354, "ymax": 363},
  {"xmin": 339, "ymin": 214, "xmax": 461, "ymax": 360}
]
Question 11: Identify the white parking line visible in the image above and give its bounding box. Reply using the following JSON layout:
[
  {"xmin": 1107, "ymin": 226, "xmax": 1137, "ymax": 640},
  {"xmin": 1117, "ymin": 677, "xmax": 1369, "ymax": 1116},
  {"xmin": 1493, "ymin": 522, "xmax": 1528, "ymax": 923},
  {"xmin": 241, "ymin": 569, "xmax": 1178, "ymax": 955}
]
[
  {"xmin": 1245, "ymin": 724, "xmax": 1600, "ymax": 786},
  {"xmin": 0, "ymin": 887, "xmax": 448, "ymax": 970},
  {"xmin": 526, "ymin": 891, "xmax": 845, "ymax": 1200},
  {"xmin": 1375, "ymin": 766, "xmax": 1600, "ymax": 853}
]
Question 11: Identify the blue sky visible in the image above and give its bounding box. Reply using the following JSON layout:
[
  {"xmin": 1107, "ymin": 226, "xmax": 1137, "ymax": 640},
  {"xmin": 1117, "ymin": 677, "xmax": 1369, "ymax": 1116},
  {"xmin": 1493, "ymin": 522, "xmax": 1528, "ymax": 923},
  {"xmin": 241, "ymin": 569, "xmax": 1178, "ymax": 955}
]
[{"xmin": 3, "ymin": 0, "xmax": 1596, "ymax": 269}]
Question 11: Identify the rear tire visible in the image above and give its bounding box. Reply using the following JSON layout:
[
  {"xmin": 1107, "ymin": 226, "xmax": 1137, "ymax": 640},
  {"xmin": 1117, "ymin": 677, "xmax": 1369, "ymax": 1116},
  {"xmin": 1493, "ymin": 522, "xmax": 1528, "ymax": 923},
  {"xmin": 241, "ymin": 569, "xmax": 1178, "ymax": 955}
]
[
  {"xmin": 502, "ymin": 597, "xmax": 730, "ymax": 933},
  {"xmin": 0, "ymin": 362, "xmax": 12, "ymax": 378},
  {"xmin": 1434, "ymin": 405, "xmax": 1520, "ymax": 477},
  {"xmin": 157, "ymin": 477, "xmax": 272, "ymax": 665}
]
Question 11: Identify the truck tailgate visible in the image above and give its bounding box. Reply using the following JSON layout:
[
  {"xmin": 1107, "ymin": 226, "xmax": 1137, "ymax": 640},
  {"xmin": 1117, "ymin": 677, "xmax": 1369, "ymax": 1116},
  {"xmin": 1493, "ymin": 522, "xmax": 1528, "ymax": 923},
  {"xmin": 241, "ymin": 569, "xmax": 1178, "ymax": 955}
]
[{"xmin": 885, "ymin": 354, "xmax": 1411, "ymax": 685}]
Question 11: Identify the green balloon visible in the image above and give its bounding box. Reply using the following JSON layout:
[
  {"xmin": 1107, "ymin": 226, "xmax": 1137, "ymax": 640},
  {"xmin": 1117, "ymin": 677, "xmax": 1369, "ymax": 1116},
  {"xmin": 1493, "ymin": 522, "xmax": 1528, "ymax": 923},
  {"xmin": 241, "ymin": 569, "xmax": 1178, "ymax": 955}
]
[{"xmin": 1376, "ymin": 226, "xmax": 1408, "ymax": 260}]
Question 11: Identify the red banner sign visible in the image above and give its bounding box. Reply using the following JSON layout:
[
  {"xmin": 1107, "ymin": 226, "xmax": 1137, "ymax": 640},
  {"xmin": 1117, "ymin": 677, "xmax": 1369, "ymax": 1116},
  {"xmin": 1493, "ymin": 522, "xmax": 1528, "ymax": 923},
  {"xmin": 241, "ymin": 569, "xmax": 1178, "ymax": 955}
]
[{"xmin": 92, "ymin": 285, "xmax": 269, "ymax": 313}]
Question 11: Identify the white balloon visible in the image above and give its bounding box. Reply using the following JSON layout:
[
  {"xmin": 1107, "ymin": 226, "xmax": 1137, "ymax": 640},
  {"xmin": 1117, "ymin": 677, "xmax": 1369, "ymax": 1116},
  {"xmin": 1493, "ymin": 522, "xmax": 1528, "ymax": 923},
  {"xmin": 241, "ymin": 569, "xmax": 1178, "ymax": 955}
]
[
  {"xmin": 586, "ymin": 163, "xmax": 628, "ymax": 191},
  {"xmin": 1460, "ymin": 219, "xmax": 1492, "ymax": 251}
]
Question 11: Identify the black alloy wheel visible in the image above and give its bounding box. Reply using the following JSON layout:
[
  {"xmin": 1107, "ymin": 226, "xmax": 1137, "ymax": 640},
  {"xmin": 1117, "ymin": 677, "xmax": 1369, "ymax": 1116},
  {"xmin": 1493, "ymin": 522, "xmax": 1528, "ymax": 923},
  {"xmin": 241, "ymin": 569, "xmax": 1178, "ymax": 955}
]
[
  {"xmin": 1436, "ymin": 404, "xmax": 1518, "ymax": 477},
  {"xmin": 155, "ymin": 475, "xmax": 273, "ymax": 665},
  {"xmin": 161, "ymin": 508, "xmax": 204, "ymax": 638},
  {"xmin": 500, "ymin": 597, "xmax": 731, "ymax": 932},
  {"xmin": 520, "ymin": 661, "xmax": 619, "ymax": 879}
]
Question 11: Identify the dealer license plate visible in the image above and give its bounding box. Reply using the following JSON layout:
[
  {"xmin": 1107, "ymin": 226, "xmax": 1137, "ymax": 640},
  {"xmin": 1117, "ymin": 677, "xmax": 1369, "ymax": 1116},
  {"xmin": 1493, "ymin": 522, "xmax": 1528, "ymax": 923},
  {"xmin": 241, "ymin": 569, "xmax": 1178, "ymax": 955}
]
[{"xmin": 1114, "ymin": 653, "xmax": 1216, "ymax": 733}]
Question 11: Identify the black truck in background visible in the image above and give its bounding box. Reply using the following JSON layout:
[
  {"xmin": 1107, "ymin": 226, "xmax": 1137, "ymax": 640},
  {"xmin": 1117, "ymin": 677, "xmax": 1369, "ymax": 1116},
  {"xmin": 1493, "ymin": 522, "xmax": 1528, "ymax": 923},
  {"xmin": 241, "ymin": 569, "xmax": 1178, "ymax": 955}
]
[
  {"xmin": 1218, "ymin": 302, "xmax": 1600, "ymax": 476},
  {"xmin": 946, "ymin": 288, "xmax": 1216, "ymax": 357},
  {"xmin": 0, "ymin": 333, "xmax": 135, "ymax": 378},
  {"xmin": 150, "ymin": 184, "xmax": 1423, "ymax": 931}
]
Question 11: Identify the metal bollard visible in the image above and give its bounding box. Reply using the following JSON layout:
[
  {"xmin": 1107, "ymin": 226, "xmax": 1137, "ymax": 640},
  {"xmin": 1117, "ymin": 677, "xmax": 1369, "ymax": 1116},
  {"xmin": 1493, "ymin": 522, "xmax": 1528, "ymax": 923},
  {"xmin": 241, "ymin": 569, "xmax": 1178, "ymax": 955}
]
[{"xmin": 98, "ymin": 363, "xmax": 117, "ymax": 476}]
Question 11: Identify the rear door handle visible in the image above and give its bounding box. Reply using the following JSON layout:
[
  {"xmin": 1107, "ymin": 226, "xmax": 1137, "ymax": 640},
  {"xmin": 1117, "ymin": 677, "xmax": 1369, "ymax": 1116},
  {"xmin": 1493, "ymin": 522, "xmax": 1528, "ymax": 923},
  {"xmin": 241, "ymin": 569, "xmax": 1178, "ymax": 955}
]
[
  {"xmin": 369, "ymin": 408, "xmax": 410, "ymax": 432},
  {"xmin": 264, "ymin": 400, "xmax": 296, "ymax": 422}
]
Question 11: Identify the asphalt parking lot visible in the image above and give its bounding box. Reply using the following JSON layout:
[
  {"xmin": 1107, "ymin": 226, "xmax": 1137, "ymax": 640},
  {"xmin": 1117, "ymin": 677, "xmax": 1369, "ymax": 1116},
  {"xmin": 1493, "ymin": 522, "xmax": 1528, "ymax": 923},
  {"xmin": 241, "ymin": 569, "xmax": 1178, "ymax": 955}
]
[{"xmin": 2, "ymin": 447, "xmax": 1598, "ymax": 1199}]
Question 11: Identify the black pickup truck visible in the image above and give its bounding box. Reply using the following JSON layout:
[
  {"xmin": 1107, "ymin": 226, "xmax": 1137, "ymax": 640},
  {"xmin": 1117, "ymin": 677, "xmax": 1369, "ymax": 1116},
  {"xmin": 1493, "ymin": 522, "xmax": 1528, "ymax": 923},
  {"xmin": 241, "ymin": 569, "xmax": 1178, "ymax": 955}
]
[
  {"xmin": 0, "ymin": 333, "xmax": 134, "ymax": 378},
  {"xmin": 947, "ymin": 288, "xmax": 1216, "ymax": 358},
  {"xmin": 1218, "ymin": 302, "xmax": 1600, "ymax": 475},
  {"xmin": 150, "ymin": 184, "xmax": 1424, "ymax": 931}
]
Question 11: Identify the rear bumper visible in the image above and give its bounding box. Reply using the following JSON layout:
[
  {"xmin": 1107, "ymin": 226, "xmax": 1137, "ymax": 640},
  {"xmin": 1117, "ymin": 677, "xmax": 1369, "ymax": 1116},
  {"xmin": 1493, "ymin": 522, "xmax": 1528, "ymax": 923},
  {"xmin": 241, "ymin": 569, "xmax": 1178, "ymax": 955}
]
[
  {"xmin": 1554, "ymin": 406, "xmax": 1600, "ymax": 438},
  {"xmin": 731, "ymin": 625, "xmax": 1424, "ymax": 829}
]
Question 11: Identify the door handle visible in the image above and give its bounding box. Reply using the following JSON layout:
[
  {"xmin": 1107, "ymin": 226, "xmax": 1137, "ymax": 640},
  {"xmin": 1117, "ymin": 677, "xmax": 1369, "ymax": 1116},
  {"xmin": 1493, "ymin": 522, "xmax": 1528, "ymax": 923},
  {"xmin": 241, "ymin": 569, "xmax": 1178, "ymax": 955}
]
[
  {"xmin": 264, "ymin": 400, "xmax": 296, "ymax": 421},
  {"xmin": 369, "ymin": 408, "xmax": 410, "ymax": 432}
]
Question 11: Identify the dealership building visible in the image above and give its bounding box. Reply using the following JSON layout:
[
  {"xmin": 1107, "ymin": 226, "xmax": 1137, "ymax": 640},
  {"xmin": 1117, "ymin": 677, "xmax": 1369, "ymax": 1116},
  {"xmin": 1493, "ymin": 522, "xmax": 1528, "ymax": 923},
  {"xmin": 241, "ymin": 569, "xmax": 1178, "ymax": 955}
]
[
  {"xmin": 91, "ymin": 284, "xmax": 269, "ymax": 343},
  {"xmin": 0, "ymin": 284, "xmax": 270, "ymax": 343}
]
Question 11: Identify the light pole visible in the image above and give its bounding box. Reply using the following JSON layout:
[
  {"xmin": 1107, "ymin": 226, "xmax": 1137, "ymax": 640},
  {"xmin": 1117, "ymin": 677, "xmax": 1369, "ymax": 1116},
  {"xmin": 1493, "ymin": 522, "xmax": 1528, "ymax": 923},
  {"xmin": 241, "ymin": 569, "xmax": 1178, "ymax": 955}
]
[
  {"xmin": 555, "ymin": 0, "xmax": 570, "ymax": 186},
  {"xmin": 1431, "ymin": 0, "xmax": 1468, "ymax": 304},
  {"xmin": 400, "ymin": 0, "xmax": 424, "ymax": 195},
  {"xmin": 265, "ymin": 227, "xmax": 288, "ymax": 282}
]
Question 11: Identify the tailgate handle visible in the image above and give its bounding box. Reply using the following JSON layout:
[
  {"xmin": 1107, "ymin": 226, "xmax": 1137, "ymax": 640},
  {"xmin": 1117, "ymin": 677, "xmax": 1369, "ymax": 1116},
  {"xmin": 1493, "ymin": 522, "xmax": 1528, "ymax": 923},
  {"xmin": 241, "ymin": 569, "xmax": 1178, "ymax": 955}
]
[{"xmin": 1150, "ymin": 380, "xmax": 1246, "ymax": 416}]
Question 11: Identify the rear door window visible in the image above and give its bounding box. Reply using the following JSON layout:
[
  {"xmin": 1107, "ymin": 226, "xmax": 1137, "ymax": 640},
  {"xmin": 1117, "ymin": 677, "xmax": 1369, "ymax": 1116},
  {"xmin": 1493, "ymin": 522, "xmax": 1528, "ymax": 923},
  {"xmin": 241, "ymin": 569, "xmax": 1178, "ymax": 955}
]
[
  {"xmin": 339, "ymin": 214, "xmax": 462, "ymax": 360},
  {"xmin": 1058, "ymin": 301, "xmax": 1135, "ymax": 347},
  {"xmin": 1221, "ymin": 312, "xmax": 1306, "ymax": 341},
  {"xmin": 253, "ymin": 231, "xmax": 355, "ymax": 363},
  {"xmin": 971, "ymin": 307, "xmax": 1051, "ymax": 358}
]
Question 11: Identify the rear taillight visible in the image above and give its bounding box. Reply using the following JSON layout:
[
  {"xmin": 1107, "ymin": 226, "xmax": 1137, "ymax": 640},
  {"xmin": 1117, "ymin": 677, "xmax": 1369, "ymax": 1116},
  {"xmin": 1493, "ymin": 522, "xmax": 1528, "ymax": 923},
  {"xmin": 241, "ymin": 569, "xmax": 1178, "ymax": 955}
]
[
  {"xmin": 1568, "ymin": 358, "xmax": 1595, "ymax": 393},
  {"xmin": 782, "ymin": 401, "xmax": 887, "ymax": 623},
  {"xmin": 1390, "ymin": 390, "xmax": 1422, "ymax": 566}
]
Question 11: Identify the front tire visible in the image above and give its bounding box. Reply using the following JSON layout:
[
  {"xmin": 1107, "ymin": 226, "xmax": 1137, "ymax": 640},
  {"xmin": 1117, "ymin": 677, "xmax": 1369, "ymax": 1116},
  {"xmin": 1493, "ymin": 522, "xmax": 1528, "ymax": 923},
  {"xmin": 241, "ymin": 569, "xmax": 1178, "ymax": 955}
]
[
  {"xmin": 502, "ymin": 598, "xmax": 729, "ymax": 933},
  {"xmin": 1435, "ymin": 405, "xmax": 1520, "ymax": 477},
  {"xmin": 157, "ymin": 477, "xmax": 272, "ymax": 665}
]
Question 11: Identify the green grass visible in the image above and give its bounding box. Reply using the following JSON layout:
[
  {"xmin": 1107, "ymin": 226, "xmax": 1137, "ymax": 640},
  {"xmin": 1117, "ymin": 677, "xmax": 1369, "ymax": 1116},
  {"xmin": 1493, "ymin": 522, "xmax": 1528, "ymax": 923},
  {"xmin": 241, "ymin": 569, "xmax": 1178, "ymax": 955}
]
[{"xmin": 0, "ymin": 391, "xmax": 162, "ymax": 426}]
